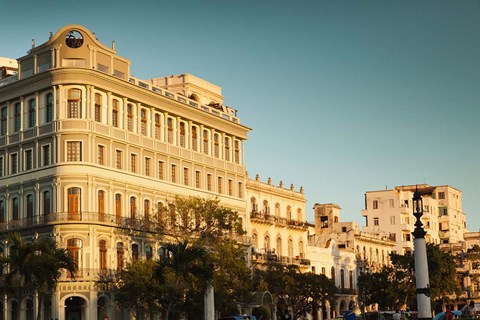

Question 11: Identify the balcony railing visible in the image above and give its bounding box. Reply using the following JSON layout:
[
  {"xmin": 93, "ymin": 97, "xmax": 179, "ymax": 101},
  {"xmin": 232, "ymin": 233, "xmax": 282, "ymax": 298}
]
[
  {"xmin": 250, "ymin": 211, "xmax": 308, "ymax": 229},
  {"xmin": 253, "ymin": 251, "xmax": 311, "ymax": 266}
]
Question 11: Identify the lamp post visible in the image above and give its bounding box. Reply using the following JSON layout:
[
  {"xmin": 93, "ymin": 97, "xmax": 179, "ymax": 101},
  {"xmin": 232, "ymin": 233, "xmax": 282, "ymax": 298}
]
[{"xmin": 412, "ymin": 189, "xmax": 432, "ymax": 320}]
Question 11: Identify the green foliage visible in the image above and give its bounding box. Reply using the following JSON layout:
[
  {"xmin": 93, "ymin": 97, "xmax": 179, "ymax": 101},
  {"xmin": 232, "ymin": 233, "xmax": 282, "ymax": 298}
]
[
  {"xmin": 358, "ymin": 243, "xmax": 459, "ymax": 311},
  {"xmin": 0, "ymin": 232, "xmax": 76, "ymax": 320},
  {"xmin": 254, "ymin": 262, "xmax": 337, "ymax": 320},
  {"xmin": 114, "ymin": 259, "xmax": 161, "ymax": 319},
  {"xmin": 253, "ymin": 305, "xmax": 271, "ymax": 320}
]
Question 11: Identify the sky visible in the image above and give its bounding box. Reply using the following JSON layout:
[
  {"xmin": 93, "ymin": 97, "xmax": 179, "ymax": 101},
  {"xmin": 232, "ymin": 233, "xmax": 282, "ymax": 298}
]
[{"xmin": 1, "ymin": 1, "xmax": 479, "ymax": 230}]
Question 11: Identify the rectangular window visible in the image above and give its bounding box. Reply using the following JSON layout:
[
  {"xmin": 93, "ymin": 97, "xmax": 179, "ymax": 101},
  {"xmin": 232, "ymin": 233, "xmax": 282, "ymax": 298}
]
[
  {"xmin": 373, "ymin": 217, "xmax": 379, "ymax": 226},
  {"xmin": 158, "ymin": 161, "xmax": 164, "ymax": 180},
  {"xmin": 217, "ymin": 177, "xmax": 222, "ymax": 194},
  {"xmin": 130, "ymin": 154, "xmax": 137, "ymax": 173},
  {"xmin": 67, "ymin": 141, "xmax": 82, "ymax": 161},
  {"xmin": 42, "ymin": 145, "xmax": 50, "ymax": 166},
  {"xmin": 0, "ymin": 156, "xmax": 3, "ymax": 177},
  {"xmin": 98, "ymin": 145, "xmax": 105, "ymax": 165},
  {"xmin": 14, "ymin": 103, "xmax": 21, "ymax": 132},
  {"xmin": 195, "ymin": 171, "xmax": 201, "ymax": 188},
  {"xmin": 438, "ymin": 192, "xmax": 445, "ymax": 200},
  {"xmin": 207, "ymin": 174, "xmax": 212, "ymax": 191},
  {"xmin": 46, "ymin": 93, "xmax": 53, "ymax": 122},
  {"xmin": 389, "ymin": 199, "xmax": 394, "ymax": 208},
  {"xmin": 171, "ymin": 164, "xmax": 176, "ymax": 183},
  {"xmin": 11, "ymin": 153, "xmax": 18, "ymax": 174},
  {"xmin": 25, "ymin": 149, "xmax": 33, "ymax": 170},
  {"xmin": 183, "ymin": 167, "xmax": 189, "ymax": 186},
  {"xmin": 115, "ymin": 150, "xmax": 122, "ymax": 169},
  {"xmin": 1, "ymin": 107, "xmax": 7, "ymax": 136},
  {"xmin": 228, "ymin": 179, "xmax": 233, "ymax": 196},
  {"xmin": 390, "ymin": 216, "xmax": 395, "ymax": 225},
  {"xmin": 238, "ymin": 182, "xmax": 243, "ymax": 198},
  {"xmin": 145, "ymin": 157, "xmax": 151, "ymax": 176},
  {"xmin": 373, "ymin": 200, "xmax": 378, "ymax": 209}
]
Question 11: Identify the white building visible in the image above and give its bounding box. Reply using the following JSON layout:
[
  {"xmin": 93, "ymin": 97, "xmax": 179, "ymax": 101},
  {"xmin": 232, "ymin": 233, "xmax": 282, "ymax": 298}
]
[
  {"xmin": 361, "ymin": 184, "xmax": 467, "ymax": 254},
  {"xmin": 0, "ymin": 24, "xmax": 250, "ymax": 320}
]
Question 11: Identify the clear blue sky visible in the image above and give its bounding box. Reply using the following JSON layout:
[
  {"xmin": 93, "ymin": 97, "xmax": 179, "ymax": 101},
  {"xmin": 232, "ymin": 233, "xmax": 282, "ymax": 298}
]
[{"xmin": 1, "ymin": 1, "xmax": 479, "ymax": 230}]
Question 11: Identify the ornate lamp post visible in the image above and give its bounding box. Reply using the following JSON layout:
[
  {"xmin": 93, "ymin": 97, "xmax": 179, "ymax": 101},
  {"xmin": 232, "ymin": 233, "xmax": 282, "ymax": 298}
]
[{"xmin": 412, "ymin": 188, "xmax": 432, "ymax": 320}]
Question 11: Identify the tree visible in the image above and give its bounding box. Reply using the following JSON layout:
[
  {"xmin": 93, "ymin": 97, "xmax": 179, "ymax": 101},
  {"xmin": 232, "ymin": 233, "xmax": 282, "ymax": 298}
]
[
  {"xmin": 0, "ymin": 232, "xmax": 76, "ymax": 320},
  {"xmin": 254, "ymin": 262, "xmax": 337, "ymax": 320},
  {"xmin": 358, "ymin": 243, "xmax": 459, "ymax": 311},
  {"xmin": 156, "ymin": 240, "xmax": 213, "ymax": 320},
  {"xmin": 114, "ymin": 259, "xmax": 161, "ymax": 320}
]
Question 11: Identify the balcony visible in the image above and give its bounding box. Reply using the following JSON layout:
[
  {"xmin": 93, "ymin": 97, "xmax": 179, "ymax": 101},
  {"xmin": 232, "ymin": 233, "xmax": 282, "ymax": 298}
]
[
  {"xmin": 250, "ymin": 211, "xmax": 309, "ymax": 230},
  {"xmin": 252, "ymin": 251, "xmax": 311, "ymax": 267}
]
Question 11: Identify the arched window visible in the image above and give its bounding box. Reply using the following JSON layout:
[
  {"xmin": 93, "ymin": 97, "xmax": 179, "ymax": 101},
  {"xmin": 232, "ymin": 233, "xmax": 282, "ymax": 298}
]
[
  {"xmin": 26, "ymin": 194, "xmax": 34, "ymax": 225},
  {"xmin": 99, "ymin": 240, "xmax": 107, "ymax": 273},
  {"xmin": 224, "ymin": 137, "xmax": 230, "ymax": 161},
  {"xmin": 349, "ymin": 270, "xmax": 354, "ymax": 289},
  {"xmin": 234, "ymin": 140, "xmax": 240, "ymax": 164},
  {"xmin": 67, "ymin": 89, "xmax": 81, "ymax": 118},
  {"xmin": 287, "ymin": 206, "xmax": 292, "ymax": 220},
  {"xmin": 67, "ymin": 187, "xmax": 81, "ymax": 220},
  {"xmin": 127, "ymin": 104, "xmax": 133, "ymax": 131},
  {"xmin": 45, "ymin": 93, "xmax": 53, "ymax": 123},
  {"xmin": 192, "ymin": 127, "xmax": 198, "ymax": 151},
  {"xmin": 140, "ymin": 109, "xmax": 147, "ymax": 135},
  {"xmin": 275, "ymin": 203, "xmax": 280, "ymax": 217},
  {"xmin": 252, "ymin": 232, "xmax": 258, "ymax": 249},
  {"xmin": 299, "ymin": 240, "xmax": 304, "ymax": 258},
  {"xmin": 156, "ymin": 201, "xmax": 164, "ymax": 223},
  {"xmin": 288, "ymin": 238, "xmax": 293, "ymax": 259},
  {"xmin": 331, "ymin": 266, "xmax": 336, "ymax": 283},
  {"xmin": 264, "ymin": 234, "xmax": 270, "ymax": 251},
  {"xmin": 251, "ymin": 197, "xmax": 258, "ymax": 213},
  {"xmin": 98, "ymin": 190, "xmax": 105, "ymax": 222},
  {"xmin": 116, "ymin": 242, "xmax": 124, "ymax": 272},
  {"xmin": 130, "ymin": 196, "xmax": 136, "ymax": 224},
  {"xmin": 94, "ymin": 93, "xmax": 102, "ymax": 122},
  {"xmin": 67, "ymin": 238, "xmax": 82, "ymax": 277},
  {"xmin": 154, "ymin": 114, "xmax": 161, "ymax": 139},
  {"xmin": 112, "ymin": 99, "xmax": 119, "ymax": 127},
  {"xmin": 28, "ymin": 99, "xmax": 36, "ymax": 128},
  {"xmin": 167, "ymin": 118, "xmax": 174, "ymax": 144},
  {"xmin": 297, "ymin": 208, "xmax": 302, "ymax": 221},
  {"xmin": 115, "ymin": 194, "xmax": 122, "ymax": 224},
  {"xmin": 276, "ymin": 236, "xmax": 282, "ymax": 258},
  {"xmin": 213, "ymin": 134, "xmax": 220, "ymax": 158},
  {"xmin": 263, "ymin": 200, "xmax": 270, "ymax": 215},
  {"xmin": 203, "ymin": 130, "xmax": 209, "ymax": 154},
  {"xmin": 179, "ymin": 122, "xmax": 186, "ymax": 148},
  {"xmin": 12, "ymin": 197, "xmax": 19, "ymax": 221}
]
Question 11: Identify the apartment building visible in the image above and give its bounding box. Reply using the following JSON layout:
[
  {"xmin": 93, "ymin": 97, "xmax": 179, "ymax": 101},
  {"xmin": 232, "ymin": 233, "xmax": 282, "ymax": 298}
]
[
  {"xmin": 361, "ymin": 184, "xmax": 467, "ymax": 254},
  {"xmin": 0, "ymin": 24, "xmax": 250, "ymax": 320}
]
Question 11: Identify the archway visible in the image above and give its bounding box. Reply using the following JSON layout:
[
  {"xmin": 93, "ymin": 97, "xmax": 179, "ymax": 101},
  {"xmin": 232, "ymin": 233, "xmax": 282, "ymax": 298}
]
[
  {"xmin": 97, "ymin": 296, "xmax": 108, "ymax": 319},
  {"xmin": 26, "ymin": 299, "xmax": 34, "ymax": 320},
  {"xmin": 65, "ymin": 296, "xmax": 87, "ymax": 320}
]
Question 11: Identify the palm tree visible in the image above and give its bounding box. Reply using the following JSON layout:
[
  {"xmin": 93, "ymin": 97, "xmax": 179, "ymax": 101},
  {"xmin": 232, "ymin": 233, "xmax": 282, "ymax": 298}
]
[
  {"xmin": 156, "ymin": 240, "xmax": 212, "ymax": 320},
  {"xmin": 0, "ymin": 232, "xmax": 76, "ymax": 320}
]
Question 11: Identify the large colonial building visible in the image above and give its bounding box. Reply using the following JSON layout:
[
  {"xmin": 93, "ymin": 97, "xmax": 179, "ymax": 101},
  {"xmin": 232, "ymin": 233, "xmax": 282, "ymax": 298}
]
[{"xmin": 0, "ymin": 24, "xmax": 250, "ymax": 320}]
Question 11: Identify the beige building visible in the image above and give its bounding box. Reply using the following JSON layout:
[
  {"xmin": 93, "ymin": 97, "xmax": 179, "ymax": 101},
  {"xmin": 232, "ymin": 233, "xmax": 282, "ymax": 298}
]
[
  {"xmin": 0, "ymin": 25, "xmax": 250, "ymax": 320},
  {"xmin": 247, "ymin": 174, "xmax": 311, "ymax": 271},
  {"xmin": 361, "ymin": 184, "xmax": 467, "ymax": 254}
]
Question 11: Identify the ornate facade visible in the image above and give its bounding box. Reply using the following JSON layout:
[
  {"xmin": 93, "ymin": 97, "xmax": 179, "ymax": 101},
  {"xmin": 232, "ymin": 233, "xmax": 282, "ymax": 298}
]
[{"xmin": 0, "ymin": 25, "xmax": 250, "ymax": 320}]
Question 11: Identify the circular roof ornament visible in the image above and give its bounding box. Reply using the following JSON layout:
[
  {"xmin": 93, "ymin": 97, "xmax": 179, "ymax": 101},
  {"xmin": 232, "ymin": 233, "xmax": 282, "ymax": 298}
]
[{"xmin": 65, "ymin": 30, "xmax": 84, "ymax": 48}]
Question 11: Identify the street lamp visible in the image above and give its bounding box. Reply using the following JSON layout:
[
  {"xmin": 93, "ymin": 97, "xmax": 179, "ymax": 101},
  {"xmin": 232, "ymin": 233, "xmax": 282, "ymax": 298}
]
[{"xmin": 412, "ymin": 188, "xmax": 432, "ymax": 320}]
